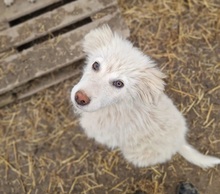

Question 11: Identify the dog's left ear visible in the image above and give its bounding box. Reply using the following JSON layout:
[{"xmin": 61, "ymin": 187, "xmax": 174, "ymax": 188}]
[
  {"xmin": 82, "ymin": 25, "xmax": 114, "ymax": 54},
  {"xmin": 136, "ymin": 67, "xmax": 166, "ymax": 104}
]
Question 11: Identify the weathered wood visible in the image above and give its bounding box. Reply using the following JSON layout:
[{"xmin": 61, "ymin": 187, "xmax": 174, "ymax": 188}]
[
  {"xmin": 0, "ymin": 0, "xmax": 61, "ymax": 22},
  {"xmin": 0, "ymin": 60, "xmax": 82, "ymax": 108},
  {"xmin": 0, "ymin": 11, "xmax": 130, "ymax": 95},
  {"xmin": 0, "ymin": 20, "xmax": 9, "ymax": 31},
  {"xmin": 0, "ymin": 0, "xmax": 117, "ymax": 52}
]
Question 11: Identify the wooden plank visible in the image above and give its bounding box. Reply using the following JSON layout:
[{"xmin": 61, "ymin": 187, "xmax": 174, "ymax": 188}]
[
  {"xmin": 0, "ymin": 0, "xmax": 117, "ymax": 52},
  {"xmin": 0, "ymin": 0, "xmax": 61, "ymax": 22},
  {"xmin": 0, "ymin": 10, "xmax": 130, "ymax": 95},
  {"xmin": 0, "ymin": 0, "xmax": 9, "ymax": 30},
  {"xmin": 0, "ymin": 21, "xmax": 9, "ymax": 31},
  {"xmin": 0, "ymin": 60, "xmax": 82, "ymax": 108}
]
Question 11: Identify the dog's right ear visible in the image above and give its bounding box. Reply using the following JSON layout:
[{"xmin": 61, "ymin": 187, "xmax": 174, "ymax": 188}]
[{"xmin": 82, "ymin": 25, "xmax": 114, "ymax": 54}]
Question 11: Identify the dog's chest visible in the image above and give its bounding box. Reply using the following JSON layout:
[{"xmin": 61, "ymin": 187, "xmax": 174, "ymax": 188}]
[
  {"xmin": 79, "ymin": 106, "xmax": 154, "ymax": 149},
  {"xmin": 79, "ymin": 110, "xmax": 123, "ymax": 147}
]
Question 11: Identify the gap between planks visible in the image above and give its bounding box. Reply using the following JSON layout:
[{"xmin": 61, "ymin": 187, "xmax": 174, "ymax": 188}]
[
  {"xmin": 0, "ymin": 0, "xmax": 61, "ymax": 23},
  {"xmin": 0, "ymin": 0, "xmax": 117, "ymax": 52}
]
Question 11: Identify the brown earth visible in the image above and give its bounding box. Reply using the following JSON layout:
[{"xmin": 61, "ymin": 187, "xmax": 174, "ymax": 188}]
[{"xmin": 0, "ymin": 0, "xmax": 220, "ymax": 193}]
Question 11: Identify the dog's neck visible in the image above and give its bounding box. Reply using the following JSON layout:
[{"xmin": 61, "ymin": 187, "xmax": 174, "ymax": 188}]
[{"xmin": 97, "ymin": 94, "xmax": 162, "ymax": 115}]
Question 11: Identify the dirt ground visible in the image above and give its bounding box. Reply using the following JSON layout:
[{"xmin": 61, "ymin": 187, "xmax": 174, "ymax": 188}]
[{"xmin": 1, "ymin": 0, "xmax": 220, "ymax": 193}]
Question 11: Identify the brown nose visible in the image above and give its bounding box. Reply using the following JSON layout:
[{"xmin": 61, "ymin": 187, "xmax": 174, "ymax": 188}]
[{"xmin": 75, "ymin": 90, "xmax": 90, "ymax": 106}]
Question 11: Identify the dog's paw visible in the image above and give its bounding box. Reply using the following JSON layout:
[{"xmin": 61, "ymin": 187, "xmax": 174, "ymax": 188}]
[{"xmin": 4, "ymin": 0, "xmax": 14, "ymax": 6}]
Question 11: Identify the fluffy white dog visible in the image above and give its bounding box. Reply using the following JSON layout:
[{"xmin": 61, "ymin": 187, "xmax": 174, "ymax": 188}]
[{"xmin": 71, "ymin": 25, "xmax": 220, "ymax": 168}]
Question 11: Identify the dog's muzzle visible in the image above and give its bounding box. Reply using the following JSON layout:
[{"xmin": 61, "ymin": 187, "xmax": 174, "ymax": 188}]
[{"xmin": 74, "ymin": 90, "xmax": 91, "ymax": 106}]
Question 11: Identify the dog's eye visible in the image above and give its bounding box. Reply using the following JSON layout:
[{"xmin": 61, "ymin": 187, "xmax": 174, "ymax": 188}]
[
  {"xmin": 92, "ymin": 62, "xmax": 100, "ymax": 71},
  {"xmin": 113, "ymin": 80, "xmax": 124, "ymax": 88}
]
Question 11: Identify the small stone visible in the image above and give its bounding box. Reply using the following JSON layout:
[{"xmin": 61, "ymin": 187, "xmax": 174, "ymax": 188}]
[
  {"xmin": 176, "ymin": 182, "xmax": 199, "ymax": 194},
  {"xmin": 134, "ymin": 190, "xmax": 146, "ymax": 194}
]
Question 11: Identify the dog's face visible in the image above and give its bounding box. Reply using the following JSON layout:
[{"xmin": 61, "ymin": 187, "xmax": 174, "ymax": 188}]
[{"xmin": 71, "ymin": 25, "xmax": 165, "ymax": 112}]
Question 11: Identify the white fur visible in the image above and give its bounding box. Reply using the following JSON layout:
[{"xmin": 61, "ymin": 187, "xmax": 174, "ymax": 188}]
[
  {"xmin": 4, "ymin": 0, "xmax": 36, "ymax": 6},
  {"xmin": 71, "ymin": 25, "xmax": 220, "ymax": 168}
]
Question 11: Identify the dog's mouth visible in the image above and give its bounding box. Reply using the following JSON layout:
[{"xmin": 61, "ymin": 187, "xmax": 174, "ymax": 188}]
[
  {"xmin": 73, "ymin": 101, "xmax": 85, "ymax": 110},
  {"xmin": 71, "ymin": 103, "xmax": 86, "ymax": 114},
  {"xmin": 73, "ymin": 100, "xmax": 103, "ymax": 113},
  {"xmin": 72, "ymin": 101, "xmax": 92, "ymax": 113}
]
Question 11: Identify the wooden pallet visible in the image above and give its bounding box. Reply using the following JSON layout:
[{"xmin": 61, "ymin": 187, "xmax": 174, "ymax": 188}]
[{"xmin": 0, "ymin": 0, "xmax": 129, "ymax": 107}]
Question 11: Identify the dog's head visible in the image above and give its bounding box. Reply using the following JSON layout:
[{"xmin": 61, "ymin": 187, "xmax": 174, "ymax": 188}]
[{"xmin": 71, "ymin": 25, "xmax": 165, "ymax": 112}]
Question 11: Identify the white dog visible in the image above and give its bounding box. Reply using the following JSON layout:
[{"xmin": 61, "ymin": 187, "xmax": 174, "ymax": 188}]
[
  {"xmin": 71, "ymin": 25, "xmax": 220, "ymax": 168},
  {"xmin": 4, "ymin": 0, "xmax": 36, "ymax": 6}
]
